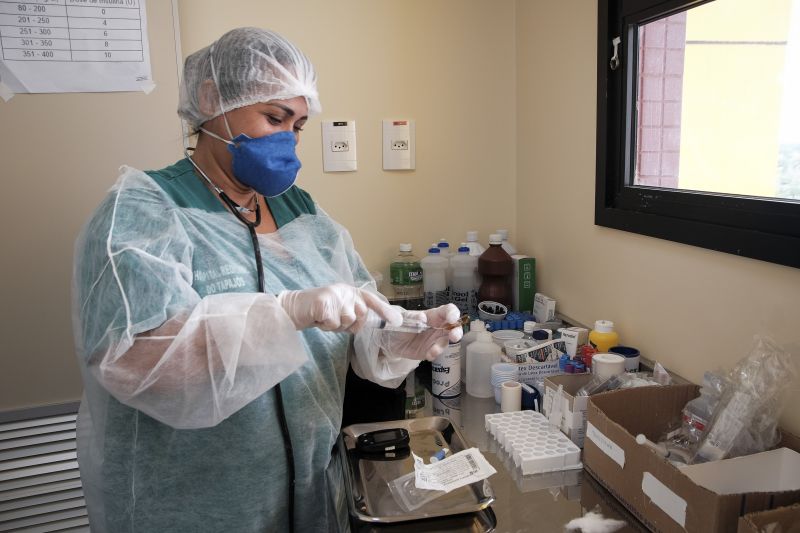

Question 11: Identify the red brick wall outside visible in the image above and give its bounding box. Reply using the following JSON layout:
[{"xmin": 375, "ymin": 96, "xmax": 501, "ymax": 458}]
[{"xmin": 635, "ymin": 13, "xmax": 687, "ymax": 188}]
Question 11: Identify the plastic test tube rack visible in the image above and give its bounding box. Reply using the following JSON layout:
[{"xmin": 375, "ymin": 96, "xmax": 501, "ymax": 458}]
[{"xmin": 485, "ymin": 410, "xmax": 582, "ymax": 475}]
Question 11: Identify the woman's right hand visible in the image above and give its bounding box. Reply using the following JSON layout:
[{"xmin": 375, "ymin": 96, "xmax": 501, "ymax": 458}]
[{"xmin": 277, "ymin": 283, "xmax": 402, "ymax": 333}]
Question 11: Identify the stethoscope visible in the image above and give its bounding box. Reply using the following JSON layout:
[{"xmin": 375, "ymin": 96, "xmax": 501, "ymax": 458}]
[{"xmin": 185, "ymin": 148, "xmax": 297, "ymax": 532}]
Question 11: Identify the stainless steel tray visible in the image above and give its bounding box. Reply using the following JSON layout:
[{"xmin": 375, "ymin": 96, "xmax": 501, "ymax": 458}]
[{"xmin": 339, "ymin": 416, "xmax": 495, "ymax": 523}]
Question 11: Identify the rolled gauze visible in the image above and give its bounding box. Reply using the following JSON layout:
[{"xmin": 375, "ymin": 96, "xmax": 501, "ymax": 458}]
[{"xmin": 592, "ymin": 353, "xmax": 626, "ymax": 380}]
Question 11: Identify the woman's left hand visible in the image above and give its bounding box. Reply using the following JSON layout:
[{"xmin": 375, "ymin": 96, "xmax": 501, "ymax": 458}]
[{"xmin": 379, "ymin": 304, "xmax": 463, "ymax": 361}]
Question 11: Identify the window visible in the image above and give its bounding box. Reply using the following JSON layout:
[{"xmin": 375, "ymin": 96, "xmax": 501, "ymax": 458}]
[{"xmin": 596, "ymin": 0, "xmax": 800, "ymax": 268}]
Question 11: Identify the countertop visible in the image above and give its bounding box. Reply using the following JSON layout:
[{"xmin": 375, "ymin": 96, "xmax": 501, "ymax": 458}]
[{"xmin": 349, "ymin": 369, "xmax": 653, "ymax": 533}]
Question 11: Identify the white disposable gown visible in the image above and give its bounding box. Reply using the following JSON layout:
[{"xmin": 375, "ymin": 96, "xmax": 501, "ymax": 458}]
[{"xmin": 72, "ymin": 159, "xmax": 418, "ymax": 532}]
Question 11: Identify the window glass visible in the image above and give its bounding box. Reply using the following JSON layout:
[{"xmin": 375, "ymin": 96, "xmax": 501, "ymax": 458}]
[{"xmin": 633, "ymin": 0, "xmax": 800, "ymax": 201}]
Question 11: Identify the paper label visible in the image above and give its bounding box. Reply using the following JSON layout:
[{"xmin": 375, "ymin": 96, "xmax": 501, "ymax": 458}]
[
  {"xmin": 642, "ymin": 472, "xmax": 687, "ymax": 527},
  {"xmin": 586, "ymin": 422, "xmax": 625, "ymax": 468},
  {"xmin": 413, "ymin": 447, "xmax": 496, "ymax": 493}
]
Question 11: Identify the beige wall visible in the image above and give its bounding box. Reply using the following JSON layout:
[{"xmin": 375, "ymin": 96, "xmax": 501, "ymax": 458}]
[
  {"xmin": 0, "ymin": 1, "xmax": 517, "ymax": 410},
  {"xmin": 0, "ymin": 0, "xmax": 183, "ymax": 410},
  {"xmin": 177, "ymin": 0, "xmax": 518, "ymax": 280},
  {"xmin": 3, "ymin": 0, "xmax": 798, "ymax": 441},
  {"xmin": 516, "ymin": 1, "xmax": 800, "ymax": 434}
]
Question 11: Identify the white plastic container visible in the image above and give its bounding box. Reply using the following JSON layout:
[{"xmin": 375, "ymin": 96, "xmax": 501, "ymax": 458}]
[
  {"xmin": 432, "ymin": 341, "xmax": 461, "ymax": 398},
  {"xmin": 496, "ymin": 229, "xmax": 517, "ymax": 255},
  {"xmin": 450, "ymin": 244, "xmax": 478, "ymax": 316},
  {"xmin": 420, "ymin": 245, "xmax": 448, "ymax": 309},
  {"xmin": 466, "ymin": 332, "xmax": 501, "ymax": 398},
  {"xmin": 465, "ymin": 230, "xmax": 486, "ymax": 257},
  {"xmin": 436, "ymin": 238, "xmax": 453, "ymax": 291},
  {"xmin": 460, "ymin": 320, "xmax": 486, "ymax": 381}
]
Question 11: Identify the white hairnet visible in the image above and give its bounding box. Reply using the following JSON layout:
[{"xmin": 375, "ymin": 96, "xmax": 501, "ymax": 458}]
[{"xmin": 178, "ymin": 27, "xmax": 321, "ymax": 130}]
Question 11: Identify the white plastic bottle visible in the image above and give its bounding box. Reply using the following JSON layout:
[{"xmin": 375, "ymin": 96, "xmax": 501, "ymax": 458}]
[
  {"xmin": 450, "ymin": 244, "xmax": 478, "ymax": 316},
  {"xmin": 466, "ymin": 331, "xmax": 502, "ymax": 398},
  {"xmin": 436, "ymin": 238, "xmax": 453, "ymax": 291},
  {"xmin": 496, "ymin": 229, "xmax": 517, "ymax": 255},
  {"xmin": 460, "ymin": 320, "xmax": 486, "ymax": 381},
  {"xmin": 420, "ymin": 245, "xmax": 448, "ymax": 309},
  {"xmin": 465, "ymin": 230, "xmax": 486, "ymax": 257}
]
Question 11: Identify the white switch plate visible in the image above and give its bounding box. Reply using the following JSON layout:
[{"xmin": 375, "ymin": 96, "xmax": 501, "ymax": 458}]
[
  {"xmin": 321, "ymin": 120, "xmax": 357, "ymax": 172},
  {"xmin": 383, "ymin": 119, "xmax": 415, "ymax": 170}
]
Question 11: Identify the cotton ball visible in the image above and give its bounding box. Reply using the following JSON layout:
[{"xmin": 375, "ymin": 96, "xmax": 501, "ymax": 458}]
[{"xmin": 564, "ymin": 509, "xmax": 626, "ymax": 533}]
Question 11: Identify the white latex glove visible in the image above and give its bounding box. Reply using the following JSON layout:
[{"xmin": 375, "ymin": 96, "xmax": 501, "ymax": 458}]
[
  {"xmin": 276, "ymin": 283, "xmax": 402, "ymax": 332},
  {"xmin": 379, "ymin": 304, "xmax": 464, "ymax": 361}
]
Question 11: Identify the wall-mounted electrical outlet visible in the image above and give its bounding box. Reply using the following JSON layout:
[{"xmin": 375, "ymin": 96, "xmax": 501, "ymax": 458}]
[
  {"xmin": 383, "ymin": 119, "xmax": 415, "ymax": 170},
  {"xmin": 321, "ymin": 120, "xmax": 357, "ymax": 172}
]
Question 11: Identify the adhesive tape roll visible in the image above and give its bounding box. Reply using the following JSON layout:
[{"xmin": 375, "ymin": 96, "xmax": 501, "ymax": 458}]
[
  {"xmin": 592, "ymin": 353, "xmax": 626, "ymax": 380},
  {"xmin": 500, "ymin": 381, "xmax": 522, "ymax": 413}
]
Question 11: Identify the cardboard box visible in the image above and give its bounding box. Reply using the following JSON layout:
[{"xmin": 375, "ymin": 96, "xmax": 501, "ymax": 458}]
[
  {"xmin": 543, "ymin": 374, "xmax": 595, "ymax": 448},
  {"xmin": 511, "ymin": 255, "xmax": 536, "ymax": 314},
  {"xmin": 737, "ymin": 504, "xmax": 800, "ymax": 533},
  {"xmin": 584, "ymin": 385, "xmax": 800, "ymax": 533}
]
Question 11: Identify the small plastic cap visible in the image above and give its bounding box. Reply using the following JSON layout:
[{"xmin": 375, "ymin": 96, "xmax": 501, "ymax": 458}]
[
  {"xmin": 496, "ymin": 229, "xmax": 509, "ymax": 240},
  {"xmin": 477, "ymin": 331, "xmax": 493, "ymax": 343},
  {"xmin": 428, "ymin": 247, "xmax": 440, "ymax": 254},
  {"xmin": 437, "ymin": 239, "xmax": 450, "ymax": 248},
  {"xmin": 458, "ymin": 245, "xmax": 470, "ymax": 253},
  {"xmin": 471, "ymin": 320, "xmax": 486, "ymax": 332},
  {"xmin": 488, "ymin": 233, "xmax": 502, "ymax": 245},
  {"xmin": 594, "ymin": 320, "xmax": 614, "ymax": 333},
  {"xmin": 399, "ymin": 243, "xmax": 412, "ymax": 252},
  {"xmin": 635, "ymin": 434, "xmax": 647, "ymax": 445},
  {"xmin": 523, "ymin": 321, "xmax": 536, "ymax": 333},
  {"xmin": 466, "ymin": 231, "xmax": 478, "ymax": 242}
]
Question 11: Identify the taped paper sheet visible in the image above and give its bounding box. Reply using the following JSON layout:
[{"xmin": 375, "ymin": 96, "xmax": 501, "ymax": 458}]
[
  {"xmin": 642, "ymin": 472, "xmax": 687, "ymax": 527},
  {"xmin": 0, "ymin": 0, "xmax": 152, "ymax": 98},
  {"xmin": 586, "ymin": 422, "xmax": 626, "ymax": 468}
]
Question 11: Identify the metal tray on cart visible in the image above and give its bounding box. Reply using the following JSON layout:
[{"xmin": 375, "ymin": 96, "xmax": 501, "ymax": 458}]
[{"xmin": 339, "ymin": 416, "xmax": 495, "ymax": 523}]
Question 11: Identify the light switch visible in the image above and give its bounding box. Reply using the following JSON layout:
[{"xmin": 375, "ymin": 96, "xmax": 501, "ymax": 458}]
[
  {"xmin": 383, "ymin": 119, "xmax": 415, "ymax": 170},
  {"xmin": 321, "ymin": 120, "xmax": 357, "ymax": 172}
]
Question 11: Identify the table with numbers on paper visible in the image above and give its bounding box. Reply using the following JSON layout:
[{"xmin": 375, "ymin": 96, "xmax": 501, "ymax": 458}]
[
  {"xmin": 0, "ymin": 0, "xmax": 144, "ymax": 62},
  {"xmin": 0, "ymin": 0, "xmax": 151, "ymax": 95}
]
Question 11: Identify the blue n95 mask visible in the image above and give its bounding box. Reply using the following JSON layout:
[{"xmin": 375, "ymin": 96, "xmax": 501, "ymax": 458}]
[{"xmin": 201, "ymin": 127, "xmax": 302, "ymax": 198}]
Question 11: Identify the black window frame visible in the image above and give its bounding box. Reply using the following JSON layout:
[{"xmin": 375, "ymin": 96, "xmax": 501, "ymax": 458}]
[{"xmin": 596, "ymin": 0, "xmax": 800, "ymax": 269}]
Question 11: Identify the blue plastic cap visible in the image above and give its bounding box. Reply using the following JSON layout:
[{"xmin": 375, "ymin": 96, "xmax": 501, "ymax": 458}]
[
  {"xmin": 458, "ymin": 246, "xmax": 469, "ymax": 253},
  {"xmin": 437, "ymin": 241, "xmax": 450, "ymax": 248},
  {"xmin": 428, "ymin": 247, "xmax": 440, "ymax": 253}
]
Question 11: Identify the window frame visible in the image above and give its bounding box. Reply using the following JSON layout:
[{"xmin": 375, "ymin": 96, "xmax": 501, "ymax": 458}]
[{"xmin": 596, "ymin": 0, "xmax": 800, "ymax": 269}]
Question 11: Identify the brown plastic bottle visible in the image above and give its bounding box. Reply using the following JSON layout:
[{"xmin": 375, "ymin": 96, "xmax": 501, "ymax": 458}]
[{"xmin": 477, "ymin": 233, "xmax": 513, "ymax": 308}]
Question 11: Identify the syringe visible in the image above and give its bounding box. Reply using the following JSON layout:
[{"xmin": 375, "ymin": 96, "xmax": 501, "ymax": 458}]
[{"xmin": 364, "ymin": 311, "xmax": 468, "ymax": 334}]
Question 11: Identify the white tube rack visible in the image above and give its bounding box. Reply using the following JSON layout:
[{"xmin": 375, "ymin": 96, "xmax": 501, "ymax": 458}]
[{"xmin": 485, "ymin": 410, "xmax": 582, "ymax": 475}]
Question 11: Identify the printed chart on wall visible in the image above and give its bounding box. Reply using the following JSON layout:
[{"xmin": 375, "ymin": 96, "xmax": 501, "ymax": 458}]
[{"xmin": 0, "ymin": 0, "xmax": 152, "ymax": 101}]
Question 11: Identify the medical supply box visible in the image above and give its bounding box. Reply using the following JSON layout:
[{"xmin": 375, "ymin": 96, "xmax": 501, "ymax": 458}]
[
  {"xmin": 511, "ymin": 255, "xmax": 536, "ymax": 314},
  {"xmin": 542, "ymin": 374, "xmax": 595, "ymax": 448},
  {"xmin": 584, "ymin": 384, "xmax": 800, "ymax": 533}
]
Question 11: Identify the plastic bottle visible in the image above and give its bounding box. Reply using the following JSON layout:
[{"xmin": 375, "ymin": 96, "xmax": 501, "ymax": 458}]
[
  {"xmin": 390, "ymin": 244, "xmax": 423, "ymax": 300},
  {"xmin": 477, "ymin": 234, "xmax": 514, "ymax": 308},
  {"xmin": 588, "ymin": 320, "xmax": 620, "ymax": 352},
  {"xmin": 436, "ymin": 238, "xmax": 453, "ymax": 292},
  {"xmin": 466, "ymin": 331, "xmax": 502, "ymax": 398},
  {"xmin": 464, "ymin": 230, "xmax": 486, "ymax": 257},
  {"xmin": 432, "ymin": 341, "xmax": 461, "ymax": 398},
  {"xmin": 450, "ymin": 244, "xmax": 478, "ymax": 316},
  {"xmin": 420, "ymin": 245, "xmax": 448, "ymax": 309},
  {"xmin": 496, "ymin": 229, "xmax": 517, "ymax": 255},
  {"xmin": 460, "ymin": 320, "xmax": 486, "ymax": 381},
  {"xmin": 679, "ymin": 371, "xmax": 726, "ymax": 447}
]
